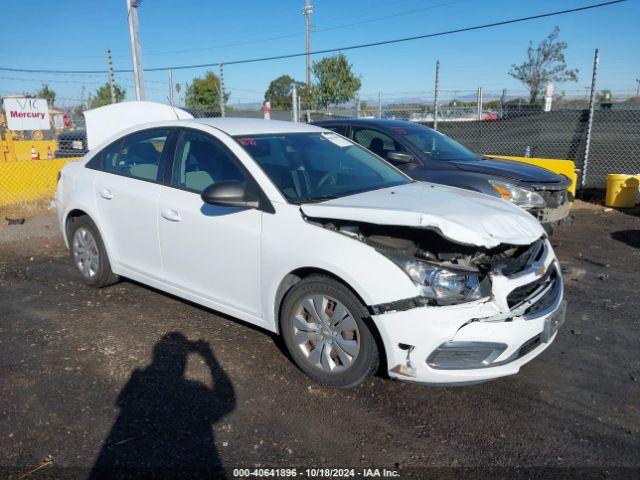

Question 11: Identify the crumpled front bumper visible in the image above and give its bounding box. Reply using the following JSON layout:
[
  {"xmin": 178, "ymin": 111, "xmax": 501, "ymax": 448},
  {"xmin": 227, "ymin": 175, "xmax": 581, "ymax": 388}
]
[{"xmin": 371, "ymin": 239, "xmax": 565, "ymax": 385}]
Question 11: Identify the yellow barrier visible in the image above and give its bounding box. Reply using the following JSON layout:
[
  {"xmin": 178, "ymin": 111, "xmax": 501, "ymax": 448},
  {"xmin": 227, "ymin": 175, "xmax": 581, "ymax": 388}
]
[
  {"xmin": 11, "ymin": 140, "xmax": 59, "ymax": 162},
  {"xmin": 486, "ymin": 155, "xmax": 577, "ymax": 196},
  {"xmin": 0, "ymin": 158, "xmax": 80, "ymax": 206}
]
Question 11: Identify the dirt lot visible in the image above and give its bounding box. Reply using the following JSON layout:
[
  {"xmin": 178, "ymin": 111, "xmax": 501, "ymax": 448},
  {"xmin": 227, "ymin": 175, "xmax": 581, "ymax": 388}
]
[{"xmin": 0, "ymin": 201, "xmax": 639, "ymax": 478}]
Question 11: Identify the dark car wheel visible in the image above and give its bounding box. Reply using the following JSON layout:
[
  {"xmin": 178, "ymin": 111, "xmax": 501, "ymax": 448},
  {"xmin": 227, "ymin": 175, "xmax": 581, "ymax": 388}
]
[{"xmin": 280, "ymin": 274, "xmax": 379, "ymax": 388}]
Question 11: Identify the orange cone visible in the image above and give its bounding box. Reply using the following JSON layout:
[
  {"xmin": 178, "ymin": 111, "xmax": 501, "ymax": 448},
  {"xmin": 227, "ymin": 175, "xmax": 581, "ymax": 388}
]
[
  {"xmin": 31, "ymin": 146, "xmax": 40, "ymax": 160},
  {"xmin": 47, "ymin": 145, "xmax": 54, "ymax": 160}
]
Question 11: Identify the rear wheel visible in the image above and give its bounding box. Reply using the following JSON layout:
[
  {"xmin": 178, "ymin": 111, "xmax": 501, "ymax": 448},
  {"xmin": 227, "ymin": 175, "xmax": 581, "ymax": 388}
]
[
  {"xmin": 280, "ymin": 274, "xmax": 379, "ymax": 388},
  {"xmin": 68, "ymin": 216, "xmax": 118, "ymax": 288}
]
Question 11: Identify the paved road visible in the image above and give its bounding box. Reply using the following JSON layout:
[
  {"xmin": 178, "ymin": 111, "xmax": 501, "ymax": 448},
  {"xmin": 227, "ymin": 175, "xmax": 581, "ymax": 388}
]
[{"xmin": 0, "ymin": 203, "xmax": 639, "ymax": 478}]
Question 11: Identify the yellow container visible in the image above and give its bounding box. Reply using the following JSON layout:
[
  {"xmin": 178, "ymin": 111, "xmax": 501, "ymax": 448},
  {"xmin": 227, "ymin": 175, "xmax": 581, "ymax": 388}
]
[{"xmin": 605, "ymin": 174, "xmax": 639, "ymax": 208}]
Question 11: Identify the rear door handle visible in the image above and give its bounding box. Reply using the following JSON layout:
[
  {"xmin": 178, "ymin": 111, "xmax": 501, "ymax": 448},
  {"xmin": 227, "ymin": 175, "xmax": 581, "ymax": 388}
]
[
  {"xmin": 161, "ymin": 209, "xmax": 181, "ymax": 222},
  {"xmin": 99, "ymin": 189, "xmax": 114, "ymax": 200}
]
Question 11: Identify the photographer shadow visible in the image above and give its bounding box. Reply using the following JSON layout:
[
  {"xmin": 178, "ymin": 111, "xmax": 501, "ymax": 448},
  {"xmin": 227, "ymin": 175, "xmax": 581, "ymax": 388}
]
[{"xmin": 89, "ymin": 332, "xmax": 235, "ymax": 479}]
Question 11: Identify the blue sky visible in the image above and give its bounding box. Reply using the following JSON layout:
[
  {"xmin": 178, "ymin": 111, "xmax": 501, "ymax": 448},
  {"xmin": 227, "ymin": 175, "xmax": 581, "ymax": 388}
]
[{"xmin": 1, "ymin": 0, "xmax": 639, "ymax": 107}]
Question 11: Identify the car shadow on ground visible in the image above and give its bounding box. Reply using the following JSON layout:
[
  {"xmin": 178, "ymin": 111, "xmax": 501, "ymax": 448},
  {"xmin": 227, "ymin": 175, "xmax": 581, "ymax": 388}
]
[
  {"xmin": 88, "ymin": 332, "xmax": 235, "ymax": 479},
  {"xmin": 610, "ymin": 229, "xmax": 640, "ymax": 249}
]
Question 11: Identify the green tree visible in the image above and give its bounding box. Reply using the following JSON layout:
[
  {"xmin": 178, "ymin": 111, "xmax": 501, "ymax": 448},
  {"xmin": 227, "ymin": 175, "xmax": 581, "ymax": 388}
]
[
  {"xmin": 264, "ymin": 75, "xmax": 305, "ymax": 110},
  {"xmin": 88, "ymin": 83, "xmax": 126, "ymax": 109},
  {"xmin": 185, "ymin": 71, "xmax": 230, "ymax": 111},
  {"xmin": 36, "ymin": 84, "xmax": 56, "ymax": 107},
  {"xmin": 509, "ymin": 27, "xmax": 578, "ymax": 104},
  {"xmin": 310, "ymin": 53, "xmax": 361, "ymax": 108}
]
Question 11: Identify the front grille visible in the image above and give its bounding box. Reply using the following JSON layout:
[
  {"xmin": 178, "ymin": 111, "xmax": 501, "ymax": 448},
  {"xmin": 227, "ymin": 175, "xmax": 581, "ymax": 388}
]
[
  {"xmin": 536, "ymin": 189, "xmax": 568, "ymax": 208},
  {"xmin": 507, "ymin": 266, "xmax": 557, "ymax": 309}
]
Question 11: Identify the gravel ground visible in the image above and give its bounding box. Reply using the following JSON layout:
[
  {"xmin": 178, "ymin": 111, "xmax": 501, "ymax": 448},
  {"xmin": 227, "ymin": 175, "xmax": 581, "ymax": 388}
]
[{"xmin": 0, "ymin": 202, "xmax": 639, "ymax": 479}]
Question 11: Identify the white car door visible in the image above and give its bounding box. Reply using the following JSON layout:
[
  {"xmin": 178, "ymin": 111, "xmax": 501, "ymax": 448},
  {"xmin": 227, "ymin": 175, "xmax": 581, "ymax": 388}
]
[
  {"xmin": 158, "ymin": 128, "xmax": 262, "ymax": 320},
  {"xmin": 93, "ymin": 128, "xmax": 170, "ymax": 281}
]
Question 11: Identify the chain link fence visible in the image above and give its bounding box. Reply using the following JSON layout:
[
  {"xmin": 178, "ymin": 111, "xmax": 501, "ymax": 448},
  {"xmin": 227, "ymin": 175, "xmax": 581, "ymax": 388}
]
[{"xmin": 2, "ymin": 92, "xmax": 639, "ymax": 214}]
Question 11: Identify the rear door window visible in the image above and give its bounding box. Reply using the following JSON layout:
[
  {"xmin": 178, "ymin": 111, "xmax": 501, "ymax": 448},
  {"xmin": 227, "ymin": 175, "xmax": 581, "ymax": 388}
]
[{"xmin": 104, "ymin": 129, "xmax": 169, "ymax": 182}]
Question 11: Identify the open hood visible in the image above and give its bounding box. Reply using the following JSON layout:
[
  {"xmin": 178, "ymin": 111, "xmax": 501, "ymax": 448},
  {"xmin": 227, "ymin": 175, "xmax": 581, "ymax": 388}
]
[
  {"xmin": 300, "ymin": 182, "xmax": 544, "ymax": 249},
  {"xmin": 83, "ymin": 101, "xmax": 193, "ymax": 150},
  {"xmin": 452, "ymin": 157, "xmax": 562, "ymax": 183}
]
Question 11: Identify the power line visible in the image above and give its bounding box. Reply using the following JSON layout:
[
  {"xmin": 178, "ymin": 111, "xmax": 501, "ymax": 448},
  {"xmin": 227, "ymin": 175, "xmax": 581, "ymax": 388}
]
[{"xmin": 0, "ymin": 0, "xmax": 626, "ymax": 75}]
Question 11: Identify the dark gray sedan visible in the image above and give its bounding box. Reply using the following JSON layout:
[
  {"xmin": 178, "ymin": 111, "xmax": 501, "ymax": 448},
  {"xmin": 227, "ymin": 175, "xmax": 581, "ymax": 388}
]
[{"xmin": 313, "ymin": 119, "xmax": 572, "ymax": 233}]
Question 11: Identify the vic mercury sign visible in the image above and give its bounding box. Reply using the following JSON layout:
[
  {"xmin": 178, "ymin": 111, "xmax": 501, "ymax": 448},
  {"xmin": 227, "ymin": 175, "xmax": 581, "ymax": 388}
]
[{"xmin": 2, "ymin": 98, "xmax": 50, "ymax": 131}]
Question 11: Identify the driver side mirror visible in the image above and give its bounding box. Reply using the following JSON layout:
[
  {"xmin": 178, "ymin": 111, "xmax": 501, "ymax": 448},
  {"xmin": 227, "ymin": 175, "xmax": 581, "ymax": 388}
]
[
  {"xmin": 386, "ymin": 152, "xmax": 414, "ymax": 164},
  {"xmin": 201, "ymin": 181, "xmax": 260, "ymax": 209}
]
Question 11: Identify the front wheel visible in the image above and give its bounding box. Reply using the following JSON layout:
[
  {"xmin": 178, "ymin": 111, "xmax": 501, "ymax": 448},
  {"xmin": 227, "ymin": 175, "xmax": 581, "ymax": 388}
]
[{"xmin": 280, "ymin": 274, "xmax": 379, "ymax": 388}]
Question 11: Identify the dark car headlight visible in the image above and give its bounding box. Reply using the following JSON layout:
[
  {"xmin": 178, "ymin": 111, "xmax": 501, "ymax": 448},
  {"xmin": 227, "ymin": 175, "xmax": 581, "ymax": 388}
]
[
  {"xmin": 489, "ymin": 180, "xmax": 546, "ymax": 208},
  {"xmin": 403, "ymin": 260, "xmax": 491, "ymax": 304}
]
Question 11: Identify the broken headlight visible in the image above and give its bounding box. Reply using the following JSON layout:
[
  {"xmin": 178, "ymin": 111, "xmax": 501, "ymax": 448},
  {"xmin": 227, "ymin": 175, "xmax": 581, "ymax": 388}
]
[
  {"xmin": 489, "ymin": 180, "xmax": 546, "ymax": 209},
  {"xmin": 403, "ymin": 260, "xmax": 491, "ymax": 304}
]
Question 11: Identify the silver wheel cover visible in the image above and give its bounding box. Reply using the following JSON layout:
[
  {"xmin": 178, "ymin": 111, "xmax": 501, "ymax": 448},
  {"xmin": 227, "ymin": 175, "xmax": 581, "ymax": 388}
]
[
  {"xmin": 292, "ymin": 294, "xmax": 360, "ymax": 373},
  {"xmin": 72, "ymin": 227, "xmax": 100, "ymax": 280}
]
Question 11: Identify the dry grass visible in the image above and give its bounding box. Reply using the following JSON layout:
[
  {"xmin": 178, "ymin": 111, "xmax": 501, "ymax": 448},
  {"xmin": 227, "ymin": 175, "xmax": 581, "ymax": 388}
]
[{"xmin": 0, "ymin": 198, "xmax": 54, "ymax": 220}]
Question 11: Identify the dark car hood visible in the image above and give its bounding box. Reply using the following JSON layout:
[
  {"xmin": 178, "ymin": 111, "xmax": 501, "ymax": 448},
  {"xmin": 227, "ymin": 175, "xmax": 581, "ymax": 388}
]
[{"xmin": 451, "ymin": 157, "xmax": 562, "ymax": 183}]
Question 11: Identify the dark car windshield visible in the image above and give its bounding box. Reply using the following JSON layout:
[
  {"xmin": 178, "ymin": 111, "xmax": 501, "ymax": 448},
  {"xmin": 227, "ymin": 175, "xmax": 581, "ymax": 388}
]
[
  {"xmin": 235, "ymin": 132, "xmax": 409, "ymax": 204},
  {"xmin": 391, "ymin": 125, "xmax": 479, "ymax": 161}
]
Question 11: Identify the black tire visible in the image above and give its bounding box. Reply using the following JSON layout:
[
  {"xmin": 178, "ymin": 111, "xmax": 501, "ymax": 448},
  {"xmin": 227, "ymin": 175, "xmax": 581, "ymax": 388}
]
[
  {"xmin": 280, "ymin": 274, "xmax": 379, "ymax": 388},
  {"xmin": 67, "ymin": 215, "xmax": 119, "ymax": 288}
]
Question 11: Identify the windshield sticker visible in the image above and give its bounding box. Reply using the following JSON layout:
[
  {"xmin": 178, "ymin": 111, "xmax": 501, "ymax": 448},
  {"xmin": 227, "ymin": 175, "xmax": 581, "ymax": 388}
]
[
  {"xmin": 321, "ymin": 132, "xmax": 352, "ymax": 148},
  {"xmin": 237, "ymin": 137, "xmax": 257, "ymax": 146}
]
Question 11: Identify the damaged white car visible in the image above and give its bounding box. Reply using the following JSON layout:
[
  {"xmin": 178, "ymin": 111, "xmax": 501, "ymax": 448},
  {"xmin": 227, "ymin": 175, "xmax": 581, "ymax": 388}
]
[{"xmin": 56, "ymin": 103, "xmax": 566, "ymax": 387}]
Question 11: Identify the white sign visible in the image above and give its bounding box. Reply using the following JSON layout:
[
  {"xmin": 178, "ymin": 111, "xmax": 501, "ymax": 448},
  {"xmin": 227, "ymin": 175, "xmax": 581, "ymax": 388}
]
[
  {"xmin": 53, "ymin": 114, "xmax": 65, "ymax": 129},
  {"xmin": 2, "ymin": 98, "xmax": 50, "ymax": 131}
]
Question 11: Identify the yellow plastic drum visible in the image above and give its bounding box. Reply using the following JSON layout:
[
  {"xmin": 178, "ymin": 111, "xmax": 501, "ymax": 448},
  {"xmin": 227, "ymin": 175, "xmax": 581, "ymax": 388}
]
[{"xmin": 605, "ymin": 174, "xmax": 639, "ymax": 208}]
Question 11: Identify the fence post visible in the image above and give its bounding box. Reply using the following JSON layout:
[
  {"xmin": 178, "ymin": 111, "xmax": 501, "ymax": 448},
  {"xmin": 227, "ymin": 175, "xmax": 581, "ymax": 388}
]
[
  {"xmin": 168, "ymin": 69, "xmax": 174, "ymax": 106},
  {"xmin": 292, "ymin": 84, "xmax": 298, "ymax": 122},
  {"xmin": 476, "ymin": 87, "xmax": 483, "ymax": 120},
  {"xmin": 219, "ymin": 63, "xmax": 226, "ymax": 118},
  {"xmin": 581, "ymin": 48, "xmax": 599, "ymax": 189},
  {"xmin": 433, "ymin": 60, "xmax": 440, "ymax": 131},
  {"xmin": 500, "ymin": 88, "xmax": 506, "ymax": 118},
  {"xmin": 378, "ymin": 92, "xmax": 382, "ymax": 119},
  {"xmin": 356, "ymin": 97, "xmax": 361, "ymax": 119},
  {"xmin": 106, "ymin": 49, "xmax": 116, "ymax": 104}
]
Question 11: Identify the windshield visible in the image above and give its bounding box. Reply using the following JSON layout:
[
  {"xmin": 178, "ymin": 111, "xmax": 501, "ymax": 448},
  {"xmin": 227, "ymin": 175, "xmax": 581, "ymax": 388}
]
[
  {"xmin": 391, "ymin": 125, "xmax": 479, "ymax": 161},
  {"xmin": 234, "ymin": 132, "xmax": 409, "ymax": 204}
]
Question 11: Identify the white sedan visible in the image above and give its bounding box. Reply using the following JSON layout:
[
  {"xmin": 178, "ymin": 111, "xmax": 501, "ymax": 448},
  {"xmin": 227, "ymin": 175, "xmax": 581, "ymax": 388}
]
[{"xmin": 56, "ymin": 112, "xmax": 565, "ymax": 387}]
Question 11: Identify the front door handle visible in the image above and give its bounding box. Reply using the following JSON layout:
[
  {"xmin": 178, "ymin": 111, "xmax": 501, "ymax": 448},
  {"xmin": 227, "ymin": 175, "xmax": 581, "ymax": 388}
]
[
  {"xmin": 161, "ymin": 209, "xmax": 181, "ymax": 222},
  {"xmin": 99, "ymin": 189, "xmax": 114, "ymax": 200}
]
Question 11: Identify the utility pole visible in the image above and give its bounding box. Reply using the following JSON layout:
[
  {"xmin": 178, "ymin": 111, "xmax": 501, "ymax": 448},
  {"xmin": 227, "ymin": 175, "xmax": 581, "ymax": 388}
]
[
  {"xmin": 126, "ymin": 0, "xmax": 145, "ymax": 100},
  {"xmin": 378, "ymin": 92, "xmax": 382, "ymax": 118},
  {"xmin": 303, "ymin": 0, "xmax": 313, "ymax": 86},
  {"xmin": 582, "ymin": 48, "xmax": 600, "ymax": 189},
  {"xmin": 168, "ymin": 69, "xmax": 174, "ymax": 106},
  {"xmin": 106, "ymin": 49, "xmax": 116, "ymax": 104},
  {"xmin": 433, "ymin": 60, "xmax": 440, "ymax": 131},
  {"xmin": 500, "ymin": 88, "xmax": 507, "ymax": 118},
  {"xmin": 80, "ymin": 86, "xmax": 86, "ymax": 110},
  {"xmin": 636, "ymin": 78, "xmax": 640, "ymax": 98},
  {"xmin": 476, "ymin": 87, "xmax": 483, "ymax": 120},
  {"xmin": 219, "ymin": 64, "xmax": 226, "ymax": 117},
  {"xmin": 584, "ymin": 86, "xmax": 590, "ymax": 100}
]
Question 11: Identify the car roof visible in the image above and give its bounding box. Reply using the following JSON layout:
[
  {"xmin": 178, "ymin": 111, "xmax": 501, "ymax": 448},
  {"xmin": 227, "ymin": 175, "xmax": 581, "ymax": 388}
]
[
  {"xmin": 190, "ymin": 117, "xmax": 326, "ymax": 136},
  {"xmin": 313, "ymin": 118, "xmax": 426, "ymax": 129}
]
